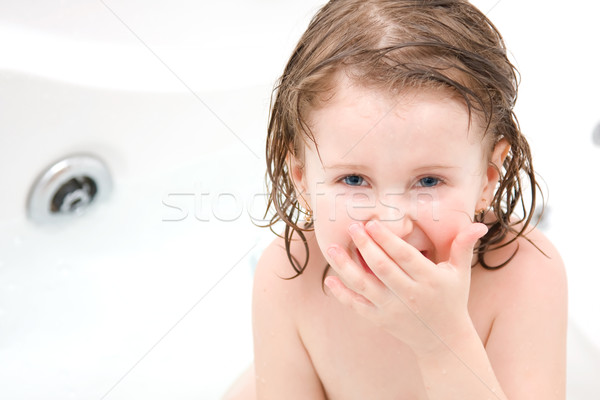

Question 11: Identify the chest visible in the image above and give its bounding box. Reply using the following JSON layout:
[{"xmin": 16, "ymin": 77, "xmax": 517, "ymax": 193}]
[{"xmin": 297, "ymin": 273, "xmax": 495, "ymax": 400}]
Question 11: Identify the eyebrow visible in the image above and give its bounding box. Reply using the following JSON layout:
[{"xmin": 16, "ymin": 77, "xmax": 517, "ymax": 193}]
[
  {"xmin": 323, "ymin": 163, "xmax": 460, "ymax": 172},
  {"xmin": 412, "ymin": 165, "xmax": 460, "ymax": 172},
  {"xmin": 322, "ymin": 163, "xmax": 371, "ymax": 170}
]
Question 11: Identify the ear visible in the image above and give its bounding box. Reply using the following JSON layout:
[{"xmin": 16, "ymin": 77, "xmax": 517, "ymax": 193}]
[
  {"xmin": 477, "ymin": 138, "xmax": 510, "ymax": 210},
  {"xmin": 287, "ymin": 155, "xmax": 311, "ymax": 210}
]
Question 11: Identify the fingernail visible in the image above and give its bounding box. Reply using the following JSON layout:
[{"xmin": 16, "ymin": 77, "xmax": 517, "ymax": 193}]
[
  {"xmin": 324, "ymin": 276, "xmax": 337, "ymax": 291},
  {"xmin": 365, "ymin": 220, "xmax": 377, "ymax": 231},
  {"xmin": 476, "ymin": 223, "xmax": 489, "ymax": 236},
  {"xmin": 327, "ymin": 247, "xmax": 338, "ymax": 258},
  {"xmin": 348, "ymin": 223, "xmax": 362, "ymax": 235}
]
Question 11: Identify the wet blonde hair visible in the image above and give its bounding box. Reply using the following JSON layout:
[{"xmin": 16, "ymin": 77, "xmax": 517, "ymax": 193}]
[{"xmin": 264, "ymin": 0, "xmax": 541, "ymax": 277}]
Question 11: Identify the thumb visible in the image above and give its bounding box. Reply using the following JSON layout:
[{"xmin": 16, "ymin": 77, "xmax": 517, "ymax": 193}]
[{"xmin": 448, "ymin": 223, "xmax": 488, "ymax": 270}]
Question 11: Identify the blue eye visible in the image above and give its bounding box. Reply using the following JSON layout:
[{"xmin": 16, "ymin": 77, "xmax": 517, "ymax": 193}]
[
  {"xmin": 418, "ymin": 176, "xmax": 440, "ymax": 187},
  {"xmin": 343, "ymin": 175, "xmax": 365, "ymax": 186}
]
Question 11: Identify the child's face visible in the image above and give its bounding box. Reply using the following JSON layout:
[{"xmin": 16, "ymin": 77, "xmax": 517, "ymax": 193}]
[{"xmin": 291, "ymin": 77, "xmax": 502, "ymax": 266}]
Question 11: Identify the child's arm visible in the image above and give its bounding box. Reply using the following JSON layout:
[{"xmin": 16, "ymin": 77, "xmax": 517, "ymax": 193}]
[
  {"xmin": 325, "ymin": 220, "xmax": 567, "ymax": 400},
  {"xmin": 252, "ymin": 240, "xmax": 327, "ymax": 400},
  {"xmin": 479, "ymin": 235, "xmax": 567, "ymax": 398},
  {"xmin": 414, "ymin": 234, "xmax": 567, "ymax": 399}
]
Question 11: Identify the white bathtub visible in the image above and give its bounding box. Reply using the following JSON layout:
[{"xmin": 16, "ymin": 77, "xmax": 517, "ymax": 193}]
[{"xmin": 0, "ymin": 1, "xmax": 598, "ymax": 399}]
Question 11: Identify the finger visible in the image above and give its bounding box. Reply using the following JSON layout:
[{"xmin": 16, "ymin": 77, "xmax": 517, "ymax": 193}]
[
  {"xmin": 324, "ymin": 276, "xmax": 376, "ymax": 316},
  {"xmin": 361, "ymin": 220, "xmax": 430, "ymax": 280},
  {"xmin": 348, "ymin": 222, "xmax": 417, "ymax": 290},
  {"xmin": 448, "ymin": 222, "xmax": 488, "ymax": 271},
  {"xmin": 327, "ymin": 245, "xmax": 388, "ymax": 305}
]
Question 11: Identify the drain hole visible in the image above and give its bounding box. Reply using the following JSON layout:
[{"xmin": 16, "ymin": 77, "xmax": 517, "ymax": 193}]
[
  {"xmin": 50, "ymin": 176, "xmax": 98, "ymax": 213},
  {"xmin": 28, "ymin": 154, "xmax": 112, "ymax": 223}
]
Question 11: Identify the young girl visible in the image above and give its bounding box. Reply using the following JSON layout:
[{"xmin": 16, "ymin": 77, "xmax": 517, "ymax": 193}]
[{"xmin": 226, "ymin": 0, "xmax": 567, "ymax": 398}]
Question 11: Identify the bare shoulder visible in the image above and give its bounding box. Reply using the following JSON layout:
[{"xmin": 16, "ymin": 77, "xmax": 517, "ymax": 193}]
[
  {"xmin": 253, "ymin": 234, "xmax": 296, "ymax": 282},
  {"xmin": 477, "ymin": 226, "xmax": 568, "ymax": 398},
  {"xmin": 252, "ymin": 229, "xmax": 327, "ymax": 398},
  {"xmin": 480, "ymin": 225, "xmax": 567, "ymax": 300},
  {"xmin": 252, "ymin": 229, "xmax": 326, "ymax": 321},
  {"xmin": 252, "ymin": 235, "xmax": 300, "ymax": 316},
  {"xmin": 253, "ymin": 229, "xmax": 321, "ymax": 291}
]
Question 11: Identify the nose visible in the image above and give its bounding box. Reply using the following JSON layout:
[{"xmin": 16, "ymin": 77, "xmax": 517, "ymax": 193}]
[
  {"xmin": 345, "ymin": 191, "xmax": 416, "ymax": 237},
  {"xmin": 377, "ymin": 211, "xmax": 414, "ymax": 239},
  {"xmin": 372, "ymin": 195, "xmax": 415, "ymax": 238}
]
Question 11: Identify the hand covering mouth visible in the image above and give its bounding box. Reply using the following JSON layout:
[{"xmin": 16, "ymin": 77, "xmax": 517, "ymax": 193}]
[
  {"xmin": 356, "ymin": 249, "xmax": 430, "ymax": 275},
  {"xmin": 356, "ymin": 249, "xmax": 374, "ymax": 275}
]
